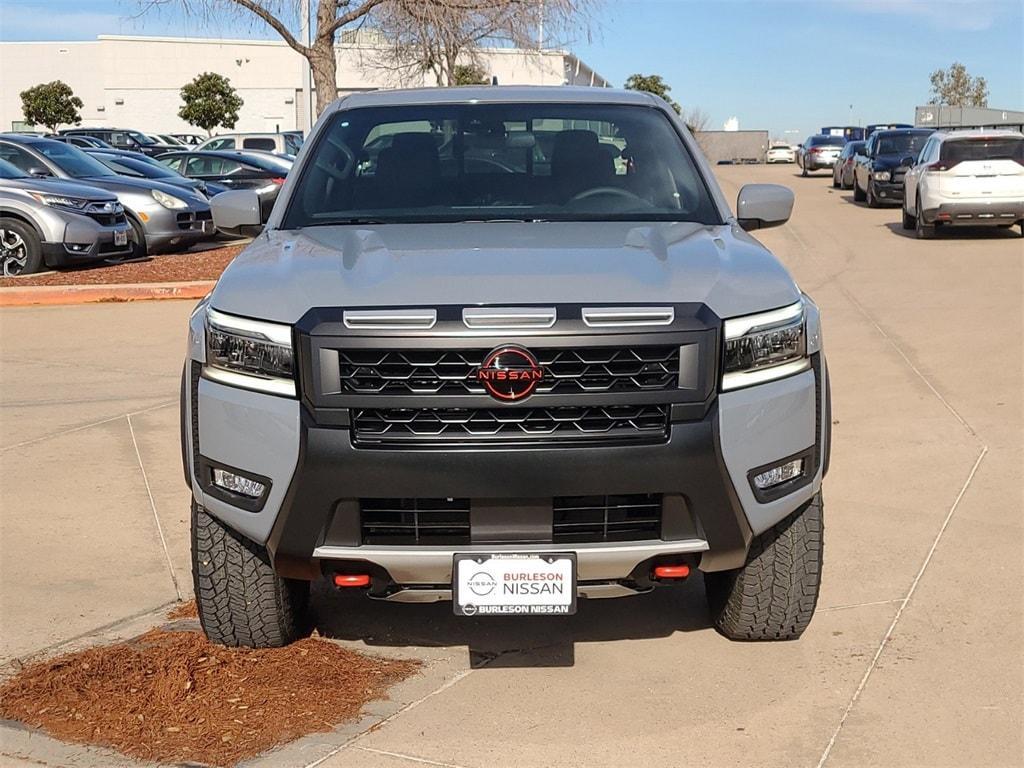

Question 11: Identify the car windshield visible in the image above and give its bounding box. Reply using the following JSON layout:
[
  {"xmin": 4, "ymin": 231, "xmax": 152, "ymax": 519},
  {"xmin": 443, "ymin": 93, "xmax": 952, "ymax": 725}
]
[
  {"xmin": 98, "ymin": 154, "xmax": 178, "ymax": 178},
  {"xmin": 877, "ymin": 133, "xmax": 930, "ymax": 155},
  {"xmin": 0, "ymin": 158, "xmax": 27, "ymax": 179},
  {"xmin": 33, "ymin": 142, "xmax": 114, "ymax": 178},
  {"xmin": 130, "ymin": 131, "xmax": 156, "ymax": 146},
  {"xmin": 282, "ymin": 102, "xmax": 720, "ymax": 227},
  {"xmin": 240, "ymin": 153, "xmax": 293, "ymax": 173}
]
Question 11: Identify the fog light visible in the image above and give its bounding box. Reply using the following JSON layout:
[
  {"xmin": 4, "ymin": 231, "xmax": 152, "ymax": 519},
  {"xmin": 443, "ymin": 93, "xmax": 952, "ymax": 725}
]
[
  {"xmin": 753, "ymin": 459, "xmax": 804, "ymax": 490},
  {"xmin": 212, "ymin": 468, "xmax": 265, "ymax": 498}
]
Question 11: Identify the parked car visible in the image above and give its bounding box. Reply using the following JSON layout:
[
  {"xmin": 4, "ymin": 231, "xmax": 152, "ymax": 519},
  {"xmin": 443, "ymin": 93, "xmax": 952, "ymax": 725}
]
[
  {"xmin": 58, "ymin": 128, "xmax": 178, "ymax": 157},
  {"xmin": 1, "ymin": 158, "xmax": 131, "ymax": 275},
  {"xmin": 152, "ymin": 134, "xmax": 189, "ymax": 147},
  {"xmin": 0, "ymin": 136, "xmax": 213, "ymax": 257},
  {"xmin": 766, "ymin": 144, "xmax": 796, "ymax": 164},
  {"xmin": 853, "ymin": 128, "xmax": 933, "ymax": 207},
  {"xmin": 902, "ymin": 130, "xmax": 1024, "ymax": 239},
  {"xmin": 84, "ymin": 148, "xmax": 228, "ymax": 198},
  {"xmin": 46, "ymin": 134, "xmax": 115, "ymax": 150},
  {"xmin": 157, "ymin": 149, "xmax": 292, "ymax": 226},
  {"xmin": 832, "ymin": 140, "xmax": 865, "ymax": 189},
  {"xmin": 171, "ymin": 133, "xmax": 205, "ymax": 146},
  {"xmin": 197, "ymin": 131, "xmax": 303, "ymax": 156},
  {"xmin": 186, "ymin": 86, "xmax": 830, "ymax": 648},
  {"xmin": 797, "ymin": 135, "xmax": 846, "ymax": 176}
]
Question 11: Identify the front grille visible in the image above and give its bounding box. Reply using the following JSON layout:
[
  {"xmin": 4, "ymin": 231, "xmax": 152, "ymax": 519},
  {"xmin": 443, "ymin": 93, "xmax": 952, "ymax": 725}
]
[
  {"xmin": 361, "ymin": 498, "xmax": 470, "ymax": 545},
  {"xmin": 84, "ymin": 209, "xmax": 125, "ymax": 227},
  {"xmin": 553, "ymin": 494, "xmax": 662, "ymax": 543},
  {"xmin": 338, "ymin": 346, "xmax": 681, "ymax": 396},
  {"xmin": 352, "ymin": 404, "xmax": 669, "ymax": 446}
]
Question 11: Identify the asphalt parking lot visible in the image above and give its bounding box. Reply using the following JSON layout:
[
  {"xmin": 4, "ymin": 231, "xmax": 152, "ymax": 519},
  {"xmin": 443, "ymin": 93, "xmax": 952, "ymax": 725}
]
[{"xmin": 1, "ymin": 163, "xmax": 1021, "ymax": 768}]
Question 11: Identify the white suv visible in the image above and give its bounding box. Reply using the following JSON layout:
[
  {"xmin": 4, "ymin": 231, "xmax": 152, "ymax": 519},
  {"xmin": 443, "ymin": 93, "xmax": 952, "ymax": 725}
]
[{"xmin": 902, "ymin": 130, "xmax": 1024, "ymax": 239}]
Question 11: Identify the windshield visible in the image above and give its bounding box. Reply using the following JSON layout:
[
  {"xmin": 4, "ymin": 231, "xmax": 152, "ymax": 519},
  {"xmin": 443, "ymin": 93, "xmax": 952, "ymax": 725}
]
[
  {"xmin": 31, "ymin": 142, "xmax": 113, "ymax": 178},
  {"xmin": 282, "ymin": 103, "xmax": 720, "ymax": 227},
  {"xmin": 130, "ymin": 131, "xmax": 156, "ymax": 146},
  {"xmin": 877, "ymin": 133, "xmax": 930, "ymax": 155}
]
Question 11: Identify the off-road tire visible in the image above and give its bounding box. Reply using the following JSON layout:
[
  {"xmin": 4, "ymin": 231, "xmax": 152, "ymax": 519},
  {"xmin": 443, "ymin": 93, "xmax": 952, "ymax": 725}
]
[
  {"xmin": 192, "ymin": 500, "xmax": 310, "ymax": 648},
  {"xmin": 853, "ymin": 179, "xmax": 866, "ymax": 202},
  {"xmin": 705, "ymin": 493, "xmax": 823, "ymax": 641}
]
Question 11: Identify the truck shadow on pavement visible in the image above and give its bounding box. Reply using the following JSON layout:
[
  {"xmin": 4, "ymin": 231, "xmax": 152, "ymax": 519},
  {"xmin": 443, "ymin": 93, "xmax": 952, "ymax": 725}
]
[{"xmin": 310, "ymin": 578, "xmax": 713, "ymax": 669}]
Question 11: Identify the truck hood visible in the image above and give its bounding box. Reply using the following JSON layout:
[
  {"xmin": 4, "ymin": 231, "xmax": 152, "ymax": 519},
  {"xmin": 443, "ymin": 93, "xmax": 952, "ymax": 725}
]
[
  {"xmin": 0, "ymin": 176, "xmax": 118, "ymax": 202},
  {"xmin": 210, "ymin": 221, "xmax": 801, "ymax": 324}
]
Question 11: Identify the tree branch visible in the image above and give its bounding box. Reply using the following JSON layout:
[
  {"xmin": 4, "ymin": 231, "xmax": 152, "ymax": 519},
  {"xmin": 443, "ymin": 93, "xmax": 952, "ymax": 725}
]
[{"xmin": 225, "ymin": 0, "xmax": 310, "ymax": 55}]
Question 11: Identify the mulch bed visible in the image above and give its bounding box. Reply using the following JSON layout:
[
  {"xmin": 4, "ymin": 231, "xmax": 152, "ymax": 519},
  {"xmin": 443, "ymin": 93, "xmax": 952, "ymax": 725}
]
[
  {"xmin": 0, "ymin": 244, "xmax": 245, "ymax": 288},
  {"xmin": 166, "ymin": 600, "xmax": 200, "ymax": 621},
  {"xmin": 0, "ymin": 628, "xmax": 420, "ymax": 767}
]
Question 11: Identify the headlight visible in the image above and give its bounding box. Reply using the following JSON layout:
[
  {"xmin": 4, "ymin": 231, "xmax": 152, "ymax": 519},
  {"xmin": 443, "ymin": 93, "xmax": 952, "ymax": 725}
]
[
  {"xmin": 203, "ymin": 308, "xmax": 295, "ymax": 396},
  {"xmin": 29, "ymin": 192, "xmax": 89, "ymax": 211},
  {"xmin": 721, "ymin": 300, "xmax": 809, "ymax": 391},
  {"xmin": 151, "ymin": 189, "xmax": 188, "ymax": 209},
  {"xmin": 872, "ymin": 170, "xmax": 891, "ymax": 181}
]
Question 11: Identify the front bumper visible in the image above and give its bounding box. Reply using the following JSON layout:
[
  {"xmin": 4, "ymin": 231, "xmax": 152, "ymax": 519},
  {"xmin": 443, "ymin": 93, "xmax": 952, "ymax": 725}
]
[
  {"xmin": 143, "ymin": 206, "xmax": 215, "ymax": 252},
  {"xmin": 870, "ymin": 180, "xmax": 904, "ymax": 203},
  {"xmin": 183, "ymin": 353, "xmax": 829, "ymax": 585},
  {"xmin": 922, "ymin": 200, "xmax": 1024, "ymax": 226},
  {"xmin": 40, "ymin": 213, "xmax": 132, "ymax": 267}
]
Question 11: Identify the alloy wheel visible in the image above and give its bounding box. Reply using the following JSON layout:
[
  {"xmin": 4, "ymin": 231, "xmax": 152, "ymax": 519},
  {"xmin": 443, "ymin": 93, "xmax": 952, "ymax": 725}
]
[{"xmin": 0, "ymin": 228, "xmax": 29, "ymax": 277}]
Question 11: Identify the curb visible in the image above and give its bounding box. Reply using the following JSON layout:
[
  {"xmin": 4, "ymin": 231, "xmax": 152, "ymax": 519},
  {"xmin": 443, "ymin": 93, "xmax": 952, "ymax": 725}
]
[{"xmin": 0, "ymin": 280, "xmax": 214, "ymax": 307}]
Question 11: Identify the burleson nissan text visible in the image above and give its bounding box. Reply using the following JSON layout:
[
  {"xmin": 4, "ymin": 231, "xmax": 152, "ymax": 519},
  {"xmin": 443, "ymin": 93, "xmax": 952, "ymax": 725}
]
[{"xmin": 181, "ymin": 86, "xmax": 831, "ymax": 647}]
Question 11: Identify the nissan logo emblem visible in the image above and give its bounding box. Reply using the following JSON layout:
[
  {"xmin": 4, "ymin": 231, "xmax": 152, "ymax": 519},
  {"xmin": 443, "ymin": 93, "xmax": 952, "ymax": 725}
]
[{"xmin": 476, "ymin": 345, "xmax": 544, "ymax": 401}]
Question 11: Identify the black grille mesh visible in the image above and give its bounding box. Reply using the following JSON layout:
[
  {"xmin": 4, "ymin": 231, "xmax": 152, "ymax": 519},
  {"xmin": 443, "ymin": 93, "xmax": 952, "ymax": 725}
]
[
  {"xmin": 553, "ymin": 494, "xmax": 663, "ymax": 543},
  {"xmin": 338, "ymin": 346, "xmax": 681, "ymax": 396},
  {"xmin": 352, "ymin": 404, "xmax": 669, "ymax": 446}
]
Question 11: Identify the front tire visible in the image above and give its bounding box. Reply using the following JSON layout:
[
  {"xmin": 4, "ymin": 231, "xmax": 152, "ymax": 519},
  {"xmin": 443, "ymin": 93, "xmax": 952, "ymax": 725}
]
[
  {"xmin": 705, "ymin": 493, "xmax": 823, "ymax": 641},
  {"xmin": 902, "ymin": 204, "xmax": 916, "ymax": 230},
  {"xmin": 192, "ymin": 500, "xmax": 310, "ymax": 648},
  {"xmin": 866, "ymin": 181, "xmax": 879, "ymax": 208},
  {"xmin": 1, "ymin": 218, "xmax": 44, "ymax": 276}
]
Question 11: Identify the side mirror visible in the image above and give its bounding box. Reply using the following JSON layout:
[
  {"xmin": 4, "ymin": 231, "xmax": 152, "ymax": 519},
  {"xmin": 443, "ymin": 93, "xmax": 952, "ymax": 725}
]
[
  {"xmin": 736, "ymin": 184, "xmax": 794, "ymax": 231},
  {"xmin": 28, "ymin": 166, "xmax": 52, "ymax": 177},
  {"xmin": 211, "ymin": 189, "xmax": 262, "ymax": 235}
]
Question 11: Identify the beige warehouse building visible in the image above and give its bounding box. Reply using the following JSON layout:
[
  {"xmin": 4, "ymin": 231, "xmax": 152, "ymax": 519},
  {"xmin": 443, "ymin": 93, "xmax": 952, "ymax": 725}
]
[{"xmin": 0, "ymin": 33, "xmax": 609, "ymax": 135}]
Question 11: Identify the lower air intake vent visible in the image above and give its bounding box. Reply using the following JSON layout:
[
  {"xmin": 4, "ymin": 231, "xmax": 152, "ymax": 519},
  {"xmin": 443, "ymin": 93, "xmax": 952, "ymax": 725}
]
[
  {"xmin": 552, "ymin": 494, "xmax": 663, "ymax": 543},
  {"xmin": 360, "ymin": 498, "xmax": 470, "ymax": 545}
]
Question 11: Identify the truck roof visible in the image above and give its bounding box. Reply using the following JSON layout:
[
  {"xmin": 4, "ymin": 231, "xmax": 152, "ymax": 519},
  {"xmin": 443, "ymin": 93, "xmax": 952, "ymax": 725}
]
[{"xmin": 331, "ymin": 86, "xmax": 658, "ymax": 112}]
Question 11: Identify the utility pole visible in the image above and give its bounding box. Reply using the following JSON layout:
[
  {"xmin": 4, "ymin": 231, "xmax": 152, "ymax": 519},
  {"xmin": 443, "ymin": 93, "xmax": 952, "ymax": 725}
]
[{"xmin": 299, "ymin": 0, "xmax": 313, "ymax": 133}]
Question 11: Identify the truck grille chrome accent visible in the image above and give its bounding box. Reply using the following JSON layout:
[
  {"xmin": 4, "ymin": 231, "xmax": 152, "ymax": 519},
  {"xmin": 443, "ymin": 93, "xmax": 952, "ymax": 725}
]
[
  {"xmin": 581, "ymin": 307, "xmax": 674, "ymax": 327},
  {"xmin": 338, "ymin": 346, "xmax": 682, "ymax": 396},
  {"xmin": 352, "ymin": 404, "xmax": 669, "ymax": 446}
]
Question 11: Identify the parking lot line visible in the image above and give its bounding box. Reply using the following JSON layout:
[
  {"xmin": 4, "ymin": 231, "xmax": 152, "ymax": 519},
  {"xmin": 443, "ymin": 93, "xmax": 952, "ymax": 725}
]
[{"xmin": 815, "ymin": 445, "xmax": 988, "ymax": 768}]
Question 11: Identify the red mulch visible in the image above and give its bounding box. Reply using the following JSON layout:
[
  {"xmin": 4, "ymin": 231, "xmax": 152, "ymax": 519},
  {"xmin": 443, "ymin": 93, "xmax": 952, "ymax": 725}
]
[
  {"xmin": 0, "ymin": 244, "xmax": 245, "ymax": 288},
  {"xmin": 166, "ymin": 600, "xmax": 199, "ymax": 621},
  {"xmin": 0, "ymin": 628, "xmax": 420, "ymax": 767}
]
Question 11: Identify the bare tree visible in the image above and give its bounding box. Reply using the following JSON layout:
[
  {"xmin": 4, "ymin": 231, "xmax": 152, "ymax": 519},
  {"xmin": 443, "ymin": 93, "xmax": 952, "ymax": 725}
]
[
  {"xmin": 144, "ymin": 0, "xmax": 388, "ymax": 115},
  {"xmin": 367, "ymin": 0, "xmax": 594, "ymax": 87},
  {"xmin": 682, "ymin": 106, "xmax": 709, "ymax": 134}
]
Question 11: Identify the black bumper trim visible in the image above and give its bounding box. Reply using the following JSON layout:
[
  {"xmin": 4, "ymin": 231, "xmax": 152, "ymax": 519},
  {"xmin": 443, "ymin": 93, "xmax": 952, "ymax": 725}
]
[{"xmin": 266, "ymin": 401, "xmax": 753, "ymax": 580}]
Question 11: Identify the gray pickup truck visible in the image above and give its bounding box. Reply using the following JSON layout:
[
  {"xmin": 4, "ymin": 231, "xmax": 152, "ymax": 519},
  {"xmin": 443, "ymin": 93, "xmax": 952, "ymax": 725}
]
[{"xmin": 183, "ymin": 87, "xmax": 830, "ymax": 647}]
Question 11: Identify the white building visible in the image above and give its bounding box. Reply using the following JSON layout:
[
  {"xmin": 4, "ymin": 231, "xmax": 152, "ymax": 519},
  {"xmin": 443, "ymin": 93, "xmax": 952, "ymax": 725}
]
[{"xmin": 0, "ymin": 34, "xmax": 610, "ymax": 135}]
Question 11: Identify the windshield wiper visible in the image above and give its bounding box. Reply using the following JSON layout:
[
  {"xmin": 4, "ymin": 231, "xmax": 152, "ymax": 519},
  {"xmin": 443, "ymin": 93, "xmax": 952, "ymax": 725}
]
[{"xmin": 305, "ymin": 217, "xmax": 391, "ymax": 226}]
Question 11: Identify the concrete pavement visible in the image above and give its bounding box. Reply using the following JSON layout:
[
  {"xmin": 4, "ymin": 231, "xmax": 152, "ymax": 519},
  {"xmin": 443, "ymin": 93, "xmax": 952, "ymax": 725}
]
[{"xmin": 0, "ymin": 164, "xmax": 1020, "ymax": 767}]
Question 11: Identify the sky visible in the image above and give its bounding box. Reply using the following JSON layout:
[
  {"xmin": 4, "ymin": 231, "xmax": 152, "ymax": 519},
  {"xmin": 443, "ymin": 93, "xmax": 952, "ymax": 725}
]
[{"xmin": 1, "ymin": 0, "xmax": 1021, "ymax": 141}]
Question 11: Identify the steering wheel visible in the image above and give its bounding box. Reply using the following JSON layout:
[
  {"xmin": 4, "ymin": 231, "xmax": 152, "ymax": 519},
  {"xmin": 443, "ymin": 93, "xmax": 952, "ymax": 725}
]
[
  {"xmin": 313, "ymin": 138, "xmax": 355, "ymax": 182},
  {"xmin": 568, "ymin": 186, "xmax": 647, "ymax": 205}
]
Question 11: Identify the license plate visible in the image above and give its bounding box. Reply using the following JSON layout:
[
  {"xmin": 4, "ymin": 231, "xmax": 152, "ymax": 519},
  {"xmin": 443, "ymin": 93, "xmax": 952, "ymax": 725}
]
[
  {"xmin": 114, "ymin": 229, "xmax": 128, "ymax": 246},
  {"xmin": 453, "ymin": 553, "xmax": 576, "ymax": 616}
]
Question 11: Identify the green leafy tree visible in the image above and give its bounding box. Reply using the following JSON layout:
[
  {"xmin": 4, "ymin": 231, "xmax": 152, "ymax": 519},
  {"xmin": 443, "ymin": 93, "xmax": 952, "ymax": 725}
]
[
  {"xmin": 178, "ymin": 72, "xmax": 244, "ymax": 137},
  {"xmin": 19, "ymin": 81, "xmax": 83, "ymax": 133},
  {"xmin": 624, "ymin": 73, "xmax": 681, "ymax": 114},
  {"xmin": 452, "ymin": 64, "xmax": 489, "ymax": 86},
  {"xmin": 929, "ymin": 62, "xmax": 989, "ymax": 107}
]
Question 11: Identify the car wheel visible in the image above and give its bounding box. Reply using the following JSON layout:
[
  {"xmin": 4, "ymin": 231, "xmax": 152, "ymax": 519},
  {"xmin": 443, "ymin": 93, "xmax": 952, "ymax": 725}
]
[
  {"xmin": 915, "ymin": 199, "xmax": 935, "ymax": 240},
  {"xmin": 832, "ymin": 169, "xmax": 840, "ymax": 188},
  {"xmin": 902, "ymin": 204, "xmax": 916, "ymax": 230},
  {"xmin": 705, "ymin": 493, "xmax": 823, "ymax": 641},
  {"xmin": 192, "ymin": 500, "xmax": 310, "ymax": 648},
  {"xmin": 801, "ymin": 159, "xmax": 808, "ymax": 177},
  {"xmin": 866, "ymin": 181, "xmax": 879, "ymax": 208},
  {"xmin": 124, "ymin": 217, "xmax": 147, "ymax": 260},
  {"xmin": 0, "ymin": 218, "xmax": 44, "ymax": 277},
  {"xmin": 853, "ymin": 177, "xmax": 866, "ymax": 202}
]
